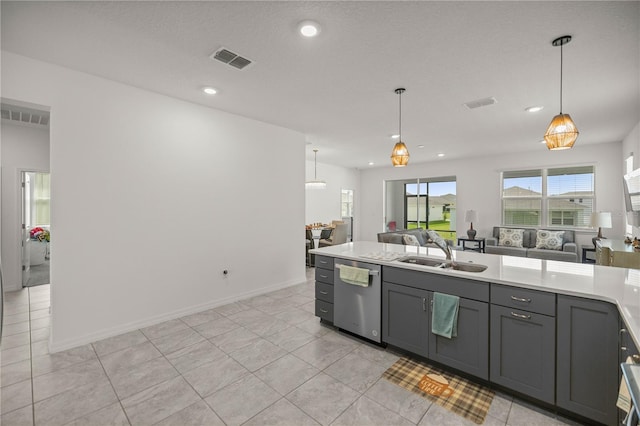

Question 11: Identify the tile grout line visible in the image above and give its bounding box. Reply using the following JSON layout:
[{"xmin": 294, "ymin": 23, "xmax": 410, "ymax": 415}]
[
  {"xmin": 92, "ymin": 343, "xmax": 134, "ymax": 426},
  {"xmin": 27, "ymin": 286, "xmax": 37, "ymax": 426}
]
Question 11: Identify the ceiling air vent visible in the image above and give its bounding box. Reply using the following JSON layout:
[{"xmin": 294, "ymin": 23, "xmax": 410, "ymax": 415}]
[
  {"xmin": 1, "ymin": 104, "xmax": 50, "ymax": 127},
  {"xmin": 210, "ymin": 47, "xmax": 253, "ymax": 70},
  {"xmin": 463, "ymin": 97, "xmax": 497, "ymax": 110}
]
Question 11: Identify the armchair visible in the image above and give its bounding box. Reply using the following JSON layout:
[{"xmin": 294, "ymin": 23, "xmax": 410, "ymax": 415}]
[{"xmin": 319, "ymin": 223, "xmax": 348, "ymax": 247}]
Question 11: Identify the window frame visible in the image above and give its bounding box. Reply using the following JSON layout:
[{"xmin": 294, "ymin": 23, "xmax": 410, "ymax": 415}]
[{"xmin": 501, "ymin": 165, "xmax": 595, "ymax": 229}]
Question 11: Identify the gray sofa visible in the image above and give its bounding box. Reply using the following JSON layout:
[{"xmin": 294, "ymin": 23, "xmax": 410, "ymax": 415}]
[
  {"xmin": 485, "ymin": 227, "xmax": 578, "ymax": 262},
  {"xmin": 377, "ymin": 229, "xmax": 454, "ymax": 248}
]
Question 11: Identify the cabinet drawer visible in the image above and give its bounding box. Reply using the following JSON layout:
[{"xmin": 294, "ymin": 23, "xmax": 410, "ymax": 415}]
[
  {"xmin": 491, "ymin": 284, "xmax": 556, "ymax": 316},
  {"xmin": 315, "ymin": 256, "xmax": 334, "ymax": 269},
  {"xmin": 315, "ymin": 282, "xmax": 334, "ymax": 303},
  {"xmin": 315, "ymin": 299, "xmax": 334, "ymax": 322},
  {"xmin": 315, "ymin": 267, "xmax": 334, "ymax": 285}
]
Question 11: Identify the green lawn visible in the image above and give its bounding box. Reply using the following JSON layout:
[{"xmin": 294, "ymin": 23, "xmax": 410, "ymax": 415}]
[{"xmin": 406, "ymin": 220, "xmax": 457, "ymax": 240}]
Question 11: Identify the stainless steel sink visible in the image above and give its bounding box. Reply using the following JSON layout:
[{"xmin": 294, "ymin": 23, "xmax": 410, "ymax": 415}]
[
  {"xmin": 397, "ymin": 257, "xmax": 446, "ymax": 267},
  {"xmin": 448, "ymin": 263, "xmax": 488, "ymax": 273},
  {"xmin": 397, "ymin": 256, "xmax": 487, "ymax": 273}
]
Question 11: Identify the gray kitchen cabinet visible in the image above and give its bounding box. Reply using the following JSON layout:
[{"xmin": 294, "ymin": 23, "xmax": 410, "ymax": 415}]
[
  {"xmin": 557, "ymin": 295, "xmax": 619, "ymax": 425},
  {"xmin": 490, "ymin": 304, "xmax": 556, "ymax": 404},
  {"xmin": 382, "ymin": 281, "xmax": 429, "ymax": 357},
  {"xmin": 428, "ymin": 296, "xmax": 489, "ymax": 380},
  {"xmin": 382, "ymin": 271, "xmax": 489, "ymax": 377},
  {"xmin": 314, "ymin": 255, "xmax": 334, "ymax": 323}
]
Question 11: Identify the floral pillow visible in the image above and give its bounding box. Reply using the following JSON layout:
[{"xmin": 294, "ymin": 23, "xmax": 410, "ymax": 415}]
[
  {"xmin": 498, "ymin": 228, "xmax": 525, "ymax": 248},
  {"xmin": 402, "ymin": 234, "xmax": 420, "ymax": 246},
  {"xmin": 535, "ymin": 230, "xmax": 564, "ymax": 250}
]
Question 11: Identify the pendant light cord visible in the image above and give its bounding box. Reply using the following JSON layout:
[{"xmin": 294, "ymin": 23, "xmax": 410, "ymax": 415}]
[
  {"xmin": 398, "ymin": 90, "xmax": 402, "ymax": 140},
  {"xmin": 314, "ymin": 149, "xmax": 318, "ymax": 179},
  {"xmin": 560, "ymin": 42, "xmax": 563, "ymax": 114}
]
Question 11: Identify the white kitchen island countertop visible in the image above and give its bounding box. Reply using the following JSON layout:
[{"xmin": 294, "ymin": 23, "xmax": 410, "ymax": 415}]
[{"xmin": 311, "ymin": 241, "xmax": 640, "ymax": 348}]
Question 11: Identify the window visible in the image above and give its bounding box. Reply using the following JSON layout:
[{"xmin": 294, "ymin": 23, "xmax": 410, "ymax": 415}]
[
  {"xmin": 341, "ymin": 189, "xmax": 354, "ymax": 217},
  {"xmin": 502, "ymin": 166, "xmax": 594, "ymax": 228},
  {"xmin": 385, "ymin": 177, "xmax": 456, "ymax": 239}
]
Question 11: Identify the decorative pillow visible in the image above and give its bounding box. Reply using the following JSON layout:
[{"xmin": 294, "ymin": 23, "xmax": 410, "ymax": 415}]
[
  {"xmin": 535, "ymin": 230, "xmax": 564, "ymax": 250},
  {"xmin": 402, "ymin": 234, "xmax": 420, "ymax": 246},
  {"xmin": 498, "ymin": 228, "xmax": 525, "ymax": 248}
]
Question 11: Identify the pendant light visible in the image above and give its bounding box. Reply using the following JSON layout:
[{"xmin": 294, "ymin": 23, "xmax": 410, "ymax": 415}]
[
  {"xmin": 306, "ymin": 149, "xmax": 326, "ymax": 189},
  {"xmin": 544, "ymin": 35, "xmax": 579, "ymax": 150},
  {"xmin": 391, "ymin": 88, "xmax": 410, "ymax": 167}
]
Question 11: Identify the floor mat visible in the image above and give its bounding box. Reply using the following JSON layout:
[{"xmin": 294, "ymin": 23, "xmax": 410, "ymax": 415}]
[{"xmin": 382, "ymin": 357, "xmax": 494, "ymax": 424}]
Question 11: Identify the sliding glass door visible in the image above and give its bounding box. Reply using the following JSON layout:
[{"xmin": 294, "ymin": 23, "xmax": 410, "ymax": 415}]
[{"xmin": 385, "ymin": 177, "xmax": 457, "ymax": 240}]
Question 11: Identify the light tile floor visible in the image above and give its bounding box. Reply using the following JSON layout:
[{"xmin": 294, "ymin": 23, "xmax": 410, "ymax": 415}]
[{"xmin": 1, "ymin": 270, "xmax": 579, "ymax": 425}]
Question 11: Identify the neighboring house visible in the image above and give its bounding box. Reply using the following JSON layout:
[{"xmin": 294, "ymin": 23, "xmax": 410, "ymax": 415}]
[{"xmin": 503, "ymin": 186, "xmax": 592, "ymax": 227}]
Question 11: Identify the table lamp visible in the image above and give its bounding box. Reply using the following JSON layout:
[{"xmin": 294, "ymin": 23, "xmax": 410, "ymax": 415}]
[
  {"xmin": 465, "ymin": 210, "xmax": 478, "ymax": 240},
  {"xmin": 591, "ymin": 211, "xmax": 612, "ymax": 240}
]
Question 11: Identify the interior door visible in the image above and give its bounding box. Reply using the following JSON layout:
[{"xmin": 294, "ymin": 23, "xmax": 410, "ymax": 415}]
[{"xmin": 21, "ymin": 172, "xmax": 30, "ymax": 286}]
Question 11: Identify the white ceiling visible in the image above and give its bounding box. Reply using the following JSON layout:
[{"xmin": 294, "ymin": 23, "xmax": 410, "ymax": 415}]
[{"xmin": 2, "ymin": 1, "xmax": 639, "ymax": 168}]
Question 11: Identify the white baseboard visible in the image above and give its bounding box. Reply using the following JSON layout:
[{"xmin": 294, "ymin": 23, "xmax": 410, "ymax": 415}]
[{"xmin": 48, "ymin": 277, "xmax": 307, "ymax": 353}]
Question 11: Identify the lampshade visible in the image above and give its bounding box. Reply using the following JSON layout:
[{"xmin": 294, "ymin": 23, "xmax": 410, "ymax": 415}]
[
  {"xmin": 306, "ymin": 149, "xmax": 326, "ymax": 189},
  {"xmin": 590, "ymin": 212, "xmax": 612, "ymax": 229},
  {"xmin": 464, "ymin": 210, "xmax": 478, "ymax": 223},
  {"xmin": 544, "ymin": 113, "xmax": 579, "ymax": 150},
  {"xmin": 391, "ymin": 141, "xmax": 410, "ymax": 167}
]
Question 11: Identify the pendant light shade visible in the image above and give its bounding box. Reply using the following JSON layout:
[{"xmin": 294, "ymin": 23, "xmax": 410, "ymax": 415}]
[
  {"xmin": 306, "ymin": 149, "xmax": 326, "ymax": 189},
  {"xmin": 544, "ymin": 35, "xmax": 579, "ymax": 150},
  {"xmin": 391, "ymin": 88, "xmax": 410, "ymax": 167}
]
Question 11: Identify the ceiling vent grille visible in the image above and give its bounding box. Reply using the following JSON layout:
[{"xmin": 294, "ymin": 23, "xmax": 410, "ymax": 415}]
[
  {"xmin": 1, "ymin": 105, "xmax": 50, "ymax": 127},
  {"xmin": 210, "ymin": 47, "xmax": 253, "ymax": 70},
  {"xmin": 463, "ymin": 97, "xmax": 497, "ymax": 110}
]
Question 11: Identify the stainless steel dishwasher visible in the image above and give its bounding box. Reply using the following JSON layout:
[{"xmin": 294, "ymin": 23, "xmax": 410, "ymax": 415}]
[{"xmin": 334, "ymin": 258, "xmax": 382, "ymax": 343}]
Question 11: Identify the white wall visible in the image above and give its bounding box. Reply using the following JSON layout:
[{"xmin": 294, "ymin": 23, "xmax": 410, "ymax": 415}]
[
  {"xmin": 622, "ymin": 121, "xmax": 640, "ymax": 234},
  {"xmin": 305, "ymin": 160, "xmax": 359, "ymax": 238},
  {"xmin": 1, "ymin": 52, "xmax": 307, "ymax": 351},
  {"xmin": 360, "ymin": 142, "xmax": 623, "ymax": 249},
  {"xmin": 1, "ymin": 123, "xmax": 50, "ymax": 291}
]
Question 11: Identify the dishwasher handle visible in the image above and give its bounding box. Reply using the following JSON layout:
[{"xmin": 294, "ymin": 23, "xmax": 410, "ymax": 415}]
[{"xmin": 335, "ymin": 264, "xmax": 379, "ymax": 276}]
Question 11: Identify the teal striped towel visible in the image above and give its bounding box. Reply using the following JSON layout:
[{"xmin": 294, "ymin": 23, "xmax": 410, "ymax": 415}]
[{"xmin": 431, "ymin": 292, "xmax": 459, "ymax": 339}]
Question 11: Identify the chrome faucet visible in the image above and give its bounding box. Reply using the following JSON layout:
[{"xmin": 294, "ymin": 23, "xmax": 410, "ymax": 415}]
[{"xmin": 426, "ymin": 230, "xmax": 454, "ymax": 262}]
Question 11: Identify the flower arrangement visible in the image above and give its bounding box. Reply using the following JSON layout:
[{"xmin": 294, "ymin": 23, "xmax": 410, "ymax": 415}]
[{"xmin": 30, "ymin": 227, "xmax": 50, "ymax": 242}]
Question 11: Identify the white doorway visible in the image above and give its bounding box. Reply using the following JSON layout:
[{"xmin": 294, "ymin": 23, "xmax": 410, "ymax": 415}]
[{"xmin": 21, "ymin": 171, "xmax": 50, "ymax": 287}]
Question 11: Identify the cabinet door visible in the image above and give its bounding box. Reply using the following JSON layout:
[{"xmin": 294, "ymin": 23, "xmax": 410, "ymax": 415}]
[
  {"xmin": 428, "ymin": 297, "xmax": 489, "ymax": 380},
  {"xmin": 557, "ymin": 295, "xmax": 619, "ymax": 425},
  {"xmin": 382, "ymin": 281, "xmax": 429, "ymax": 357},
  {"xmin": 490, "ymin": 305, "xmax": 555, "ymax": 404}
]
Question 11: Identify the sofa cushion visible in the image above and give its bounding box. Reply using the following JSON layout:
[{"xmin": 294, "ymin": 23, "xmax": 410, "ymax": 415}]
[
  {"xmin": 535, "ymin": 230, "xmax": 564, "ymax": 250},
  {"xmin": 499, "ymin": 228, "xmax": 525, "ymax": 248},
  {"xmin": 402, "ymin": 234, "xmax": 420, "ymax": 246},
  {"xmin": 528, "ymin": 248, "xmax": 578, "ymax": 262},
  {"xmin": 485, "ymin": 245, "xmax": 528, "ymax": 257}
]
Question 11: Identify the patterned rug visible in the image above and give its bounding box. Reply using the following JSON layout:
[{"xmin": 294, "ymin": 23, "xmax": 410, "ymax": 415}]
[{"xmin": 382, "ymin": 357, "xmax": 494, "ymax": 424}]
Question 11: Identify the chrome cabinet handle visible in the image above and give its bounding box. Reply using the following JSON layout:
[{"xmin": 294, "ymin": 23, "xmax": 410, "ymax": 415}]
[
  {"xmin": 319, "ymin": 260, "xmax": 328, "ymax": 264},
  {"xmin": 510, "ymin": 296, "xmax": 531, "ymax": 303},
  {"xmin": 319, "ymin": 291, "xmax": 328, "ymax": 295},
  {"xmin": 510, "ymin": 311, "xmax": 531, "ymax": 320},
  {"xmin": 320, "ymin": 275, "xmax": 328, "ymax": 279},
  {"xmin": 422, "ymin": 298, "xmax": 426, "ymax": 312},
  {"xmin": 320, "ymin": 308, "xmax": 329, "ymax": 313},
  {"xmin": 621, "ymin": 328, "xmax": 628, "ymax": 336},
  {"xmin": 622, "ymin": 346, "xmax": 628, "ymax": 352}
]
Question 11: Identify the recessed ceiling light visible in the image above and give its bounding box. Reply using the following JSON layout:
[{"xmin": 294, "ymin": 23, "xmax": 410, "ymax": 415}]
[
  {"xmin": 203, "ymin": 87, "xmax": 217, "ymax": 95},
  {"xmin": 391, "ymin": 134, "xmax": 400, "ymax": 139},
  {"xmin": 417, "ymin": 145, "xmax": 425, "ymax": 149},
  {"xmin": 299, "ymin": 21, "xmax": 320, "ymax": 37},
  {"xmin": 368, "ymin": 161, "xmax": 375, "ymax": 166},
  {"xmin": 437, "ymin": 153, "xmax": 445, "ymax": 157},
  {"xmin": 525, "ymin": 106, "xmax": 544, "ymax": 113}
]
